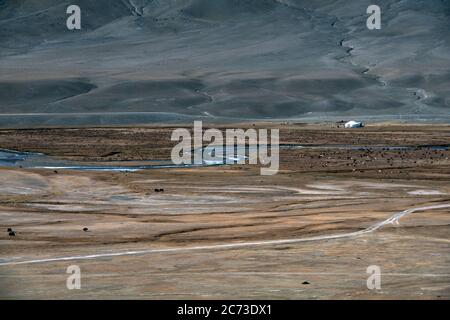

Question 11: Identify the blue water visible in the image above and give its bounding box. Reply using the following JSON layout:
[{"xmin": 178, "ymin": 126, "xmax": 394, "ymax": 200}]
[
  {"xmin": 0, "ymin": 148, "xmax": 235, "ymax": 172},
  {"xmin": 0, "ymin": 143, "xmax": 447, "ymax": 172}
]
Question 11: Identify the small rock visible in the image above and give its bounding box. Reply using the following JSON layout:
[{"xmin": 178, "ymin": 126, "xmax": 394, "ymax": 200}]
[
  {"xmin": 8, "ymin": 231, "xmax": 16, "ymax": 236},
  {"xmin": 83, "ymin": 227, "xmax": 89, "ymax": 232},
  {"xmin": 302, "ymin": 281, "xmax": 310, "ymax": 285}
]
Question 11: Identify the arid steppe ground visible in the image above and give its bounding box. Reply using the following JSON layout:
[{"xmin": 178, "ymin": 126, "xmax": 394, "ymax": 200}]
[{"xmin": 0, "ymin": 123, "xmax": 449, "ymax": 299}]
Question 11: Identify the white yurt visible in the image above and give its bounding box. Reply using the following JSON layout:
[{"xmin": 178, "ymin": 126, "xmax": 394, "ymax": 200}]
[{"xmin": 344, "ymin": 121, "xmax": 364, "ymax": 128}]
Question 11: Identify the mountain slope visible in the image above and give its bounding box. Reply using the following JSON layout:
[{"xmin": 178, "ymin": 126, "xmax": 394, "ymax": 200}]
[{"xmin": 0, "ymin": 0, "xmax": 449, "ymax": 127}]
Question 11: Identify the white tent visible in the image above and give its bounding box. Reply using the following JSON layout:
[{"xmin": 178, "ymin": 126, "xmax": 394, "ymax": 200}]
[{"xmin": 345, "ymin": 121, "xmax": 364, "ymax": 128}]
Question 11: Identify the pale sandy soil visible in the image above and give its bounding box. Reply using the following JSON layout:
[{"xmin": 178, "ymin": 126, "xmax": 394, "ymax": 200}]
[{"xmin": 0, "ymin": 124, "xmax": 449, "ymax": 299}]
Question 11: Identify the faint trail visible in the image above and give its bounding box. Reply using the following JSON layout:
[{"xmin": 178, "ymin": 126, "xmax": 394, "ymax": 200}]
[{"xmin": 1, "ymin": 203, "xmax": 449, "ymax": 266}]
